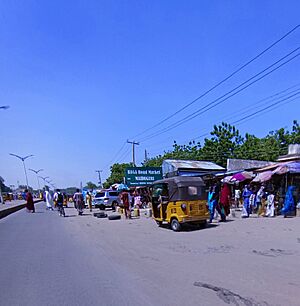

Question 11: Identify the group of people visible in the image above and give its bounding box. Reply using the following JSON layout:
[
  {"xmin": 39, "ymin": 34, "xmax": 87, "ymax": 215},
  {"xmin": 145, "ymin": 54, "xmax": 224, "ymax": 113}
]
[
  {"xmin": 43, "ymin": 188, "xmax": 86, "ymax": 216},
  {"xmin": 207, "ymin": 182, "xmax": 298, "ymax": 222},
  {"xmin": 207, "ymin": 183, "xmax": 231, "ymax": 223}
]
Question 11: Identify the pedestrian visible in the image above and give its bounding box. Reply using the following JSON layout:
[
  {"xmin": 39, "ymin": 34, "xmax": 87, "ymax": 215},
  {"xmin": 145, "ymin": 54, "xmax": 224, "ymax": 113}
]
[
  {"xmin": 73, "ymin": 189, "xmax": 84, "ymax": 215},
  {"xmin": 219, "ymin": 183, "xmax": 231, "ymax": 221},
  {"xmin": 53, "ymin": 189, "xmax": 58, "ymax": 208},
  {"xmin": 45, "ymin": 187, "xmax": 54, "ymax": 211},
  {"xmin": 207, "ymin": 186, "xmax": 217, "ymax": 223},
  {"xmin": 120, "ymin": 189, "xmax": 131, "ymax": 219},
  {"xmin": 241, "ymin": 185, "xmax": 252, "ymax": 218},
  {"xmin": 281, "ymin": 186, "xmax": 296, "ymax": 218},
  {"xmin": 256, "ymin": 186, "xmax": 265, "ymax": 217},
  {"xmin": 249, "ymin": 187, "xmax": 256, "ymax": 214},
  {"xmin": 86, "ymin": 191, "xmax": 93, "ymax": 212},
  {"xmin": 54, "ymin": 189, "xmax": 65, "ymax": 216},
  {"xmin": 265, "ymin": 191, "xmax": 275, "ymax": 217},
  {"xmin": 134, "ymin": 189, "xmax": 141, "ymax": 208},
  {"xmin": 25, "ymin": 189, "xmax": 35, "ymax": 213},
  {"xmin": 234, "ymin": 188, "xmax": 241, "ymax": 208}
]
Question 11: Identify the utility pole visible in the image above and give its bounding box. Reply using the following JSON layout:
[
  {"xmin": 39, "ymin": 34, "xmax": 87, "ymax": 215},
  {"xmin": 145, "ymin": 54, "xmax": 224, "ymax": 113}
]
[
  {"xmin": 96, "ymin": 170, "xmax": 103, "ymax": 188},
  {"xmin": 127, "ymin": 140, "xmax": 140, "ymax": 166},
  {"xmin": 144, "ymin": 149, "xmax": 149, "ymax": 163}
]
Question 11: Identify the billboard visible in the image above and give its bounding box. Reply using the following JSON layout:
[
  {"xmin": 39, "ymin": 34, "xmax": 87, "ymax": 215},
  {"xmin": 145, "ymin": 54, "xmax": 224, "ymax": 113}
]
[{"xmin": 125, "ymin": 167, "xmax": 162, "ymax": 187}]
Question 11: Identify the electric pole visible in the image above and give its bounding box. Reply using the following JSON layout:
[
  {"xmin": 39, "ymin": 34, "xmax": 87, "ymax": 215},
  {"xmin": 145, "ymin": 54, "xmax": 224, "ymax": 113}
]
[
  {"xmin": 96, "ymin": 170, "xmax": 103, "ymax": 188},
  {"xmin": 127, "ymin": 140, "xmax": 139, "ymax": 166},
  {"xmin": 144, "ymin": 149, "xmax": 149, "ymax": 163}
]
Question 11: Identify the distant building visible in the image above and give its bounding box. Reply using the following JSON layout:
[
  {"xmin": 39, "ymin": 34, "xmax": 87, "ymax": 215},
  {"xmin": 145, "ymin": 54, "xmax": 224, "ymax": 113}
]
[{"xmin": 277, "ymin": 144, "xmax": 300, "ymax": 162}]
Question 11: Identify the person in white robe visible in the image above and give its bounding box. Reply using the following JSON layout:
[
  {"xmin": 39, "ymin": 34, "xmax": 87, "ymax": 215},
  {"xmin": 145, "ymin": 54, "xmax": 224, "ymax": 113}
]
[
  {"xmin": 45, "ymin": 189, "xmax": 54, "ymax": 210},
  {"xmin": 265, "ymin": 192, "xmax": 275, "ymax": 217}
]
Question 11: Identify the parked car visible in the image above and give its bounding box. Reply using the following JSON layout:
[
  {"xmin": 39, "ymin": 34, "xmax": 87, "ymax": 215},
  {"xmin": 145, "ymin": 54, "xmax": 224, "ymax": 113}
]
[{"xmin": 93, "ymin": 190, "xmax": 120, "ymax": 211}]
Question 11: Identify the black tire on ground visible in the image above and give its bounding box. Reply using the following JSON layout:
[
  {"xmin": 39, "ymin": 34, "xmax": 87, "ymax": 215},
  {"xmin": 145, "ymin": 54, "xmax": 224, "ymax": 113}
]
[
  {"xmin": 99, "ymin": 204, "xmax": 106, "ymax": 211},
  {"xmin": 170, "ymin": 218, "xmax": 181, "ymax": 232},
  {"xmin": 108, "ymin": 214, "xmax": 121, "ymax": 220},
  {"xmin": 97, "ymin": 214, "xmax": 108, "ymax": 218},
  {"xmin": 156, "ymin": 221, "xmax": 163, "ymax": 227}
]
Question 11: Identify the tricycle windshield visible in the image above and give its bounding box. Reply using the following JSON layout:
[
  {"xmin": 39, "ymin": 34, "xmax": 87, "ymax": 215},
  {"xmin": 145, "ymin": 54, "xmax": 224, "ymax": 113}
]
[{"xmin": 151, "ymin": 183, "xmax": 168, "ymax": 198}]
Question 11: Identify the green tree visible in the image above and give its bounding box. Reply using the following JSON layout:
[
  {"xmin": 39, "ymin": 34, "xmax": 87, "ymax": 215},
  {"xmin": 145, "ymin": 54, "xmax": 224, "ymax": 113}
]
[
  {"xmin": 0, "ymin": 176, "xmax": 12, "ymax": 193},
  {"xmin": 200, "ymin": 122, "xmax": 243, "ymax": 167},
  {"xmin": 84, "ymin": 181, "xmax": 97, "ymax": 190},
  {"xmin": 103, "ymin": 163, "xmax": 132, "ymax": 188}
]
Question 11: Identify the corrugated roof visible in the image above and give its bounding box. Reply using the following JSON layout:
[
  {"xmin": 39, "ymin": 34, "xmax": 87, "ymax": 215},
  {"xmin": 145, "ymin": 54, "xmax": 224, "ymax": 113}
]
[
  {"xmin": 163, "ymin": 159, "xmax": 225, "ymax": 171},
  {"xmin": 227, "ymin": 159, "xmax": 274, "ymax": 172}
]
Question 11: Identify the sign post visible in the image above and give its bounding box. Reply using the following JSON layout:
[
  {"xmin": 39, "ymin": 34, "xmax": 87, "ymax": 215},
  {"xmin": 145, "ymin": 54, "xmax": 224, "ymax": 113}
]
[{"xmin": 125, "ymin": 167, "xmax": 162, "ymax": 187}]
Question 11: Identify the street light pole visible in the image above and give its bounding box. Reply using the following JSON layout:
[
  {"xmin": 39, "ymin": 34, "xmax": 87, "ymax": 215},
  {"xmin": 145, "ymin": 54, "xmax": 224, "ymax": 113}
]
[
  {"xmin": 0, "ymin": 105, "xmax": 10, "ymax": 110},
  {"xmin": 9, "ymin": 153, "xmax": 34, "ymax": 190},
  {"xmin": 29, "ymin": 169, "xmax": 43, "ymax": 193},
  {"xmin": 39, "ymin": 176, "xmax": 49, "ymax": 189},
  {"xmin": 95, "ymin": 170, "xmax": 103, "ymax": 188}
]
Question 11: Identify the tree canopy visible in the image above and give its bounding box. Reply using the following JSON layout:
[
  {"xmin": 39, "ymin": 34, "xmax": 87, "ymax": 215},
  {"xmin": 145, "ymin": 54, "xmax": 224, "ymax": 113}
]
[
  {"xmin": 103, "ymin": 163, "xmax": 132, "ymax": 189},
  {"xmin": 143, "ymin": 120, "xmax": 300, "ymax": 168},
  {"xmin": 84, "ymin": 181, "xmax": 98, "ymax": 190},
  {"xmin": 103, "ymin": 121, "xmax": 300, "ymax": 188}
]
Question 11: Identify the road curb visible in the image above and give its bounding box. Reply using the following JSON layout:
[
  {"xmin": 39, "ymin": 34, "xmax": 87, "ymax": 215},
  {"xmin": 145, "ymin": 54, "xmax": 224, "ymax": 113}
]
[{"xmin": 0, "ymin": 200, "xmax": 43, "ymax": 220}]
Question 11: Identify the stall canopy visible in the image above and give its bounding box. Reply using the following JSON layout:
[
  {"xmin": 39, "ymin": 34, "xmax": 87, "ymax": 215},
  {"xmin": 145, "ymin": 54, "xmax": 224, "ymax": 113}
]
[
  {"xmin": 273, "ymin": 162, "xmax": 300, "ymax": 175},
  {"xmin": 230, "ymin": 171, "xmax": 253, "ymax": 182},
  {"xmin": 252, "ymin": 171, "xmax": 273, "ymax": 183}
]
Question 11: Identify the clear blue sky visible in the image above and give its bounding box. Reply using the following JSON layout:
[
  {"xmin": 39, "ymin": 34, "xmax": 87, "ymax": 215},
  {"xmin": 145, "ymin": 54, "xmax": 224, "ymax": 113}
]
[{"xmin": 0, "ymin": 0, "xmax": 299, "ymax": 188}]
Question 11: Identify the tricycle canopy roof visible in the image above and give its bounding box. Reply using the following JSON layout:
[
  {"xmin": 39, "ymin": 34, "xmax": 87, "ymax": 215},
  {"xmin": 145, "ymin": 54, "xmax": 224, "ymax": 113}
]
[{"xmin": 152, "ymin": 176, "xmax": 206, "ymax": 201}]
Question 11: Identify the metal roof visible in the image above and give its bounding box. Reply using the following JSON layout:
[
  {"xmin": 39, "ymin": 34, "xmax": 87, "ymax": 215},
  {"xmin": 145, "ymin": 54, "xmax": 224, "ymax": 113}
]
[
  {"xmin": 162, "ymin": 159, "xmax": 225, "ymax": 171},
  {"xmin": 226, "ymin": 159, "xmax": 274, "ymax": 172}
]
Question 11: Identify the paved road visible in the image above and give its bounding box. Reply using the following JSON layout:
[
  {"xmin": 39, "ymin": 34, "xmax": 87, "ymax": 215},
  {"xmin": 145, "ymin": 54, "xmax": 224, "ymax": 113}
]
[{"xmin": 1, "ymin": 202, "xmax": 299, "ymax": 306}]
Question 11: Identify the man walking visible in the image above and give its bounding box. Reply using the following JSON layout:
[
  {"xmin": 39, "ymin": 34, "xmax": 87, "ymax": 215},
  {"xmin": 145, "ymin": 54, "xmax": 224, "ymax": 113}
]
[
  {"xmin": 54, "ymin": 189, "xmax": 65, "ymax": 217},
  {"xmin": 45, "ymin": 187, "xmax": 54, "ymax": 211},
  {"xmin": 73, "ymin": 189, "xmax": 84, "ymax": 215}
]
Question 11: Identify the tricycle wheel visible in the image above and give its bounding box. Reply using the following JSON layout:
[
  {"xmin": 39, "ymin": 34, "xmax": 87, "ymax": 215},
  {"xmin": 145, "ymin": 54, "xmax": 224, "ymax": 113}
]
[
  {"xmin": 156, "ymin": 221, "xmax": 162, "ymax": 227},
  {"xmin": 170, "ymin": 218, "xmax": 181, "ymax": 232}
]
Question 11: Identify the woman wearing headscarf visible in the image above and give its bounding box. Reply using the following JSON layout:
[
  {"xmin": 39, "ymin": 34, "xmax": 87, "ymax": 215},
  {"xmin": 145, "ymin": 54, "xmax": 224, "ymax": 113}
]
[
  {"xmin": 281, "ymin": 186, "xmax": 296, "ymax": 217},
  {"xmin": 25, "ymin": 189, "xmax": 35, "ymax": 213},
  {"xmin": 207, "ymin": 186, "xmax": 216, "ymax": 223},
  {"xmin": 241, "ymin": 185, "xmax": 251, "ymax": 218},
  {"xmin": 219, "ymin": 183, "xmax": 231, "ymax": 221}
]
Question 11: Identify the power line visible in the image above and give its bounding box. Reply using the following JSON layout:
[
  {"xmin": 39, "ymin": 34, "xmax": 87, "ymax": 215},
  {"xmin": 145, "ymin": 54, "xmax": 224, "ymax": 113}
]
[
  {"xmin": 132, "ymin": 24, "xmax": 300, "ymax": 139},
  {"xmin": 140, "ymin": 83, "xmax": 300, "ymax": 150},
  {"xmin": 145, "ymin": 91, "xmax": 300, "ymax": 157},
  {"xmin": 139, "ymin": 48, "xmax": 300, "ymax": 142}
]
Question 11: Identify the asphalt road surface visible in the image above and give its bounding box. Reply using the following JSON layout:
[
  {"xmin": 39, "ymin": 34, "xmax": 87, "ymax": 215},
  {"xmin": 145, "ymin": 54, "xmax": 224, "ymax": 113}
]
[{"xmin": 0, "ymin": 202, "xmax": 299, "ymax": 306}]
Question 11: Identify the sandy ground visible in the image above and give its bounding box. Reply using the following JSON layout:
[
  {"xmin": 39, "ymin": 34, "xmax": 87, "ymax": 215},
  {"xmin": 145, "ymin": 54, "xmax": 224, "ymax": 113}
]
[
  {"xmin": 1, "ymin": 202, "xmax": 299, "ymax": 306},
  {"xmin": 64, "ymin": 206, "xmax": 300, "ymax": 306}
]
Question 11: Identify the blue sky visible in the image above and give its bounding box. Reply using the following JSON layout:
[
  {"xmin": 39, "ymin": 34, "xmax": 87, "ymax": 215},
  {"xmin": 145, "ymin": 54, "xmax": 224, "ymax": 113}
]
[{"xmin": 0, "ymin": 0, "xmax": 299, "ymax": 188}]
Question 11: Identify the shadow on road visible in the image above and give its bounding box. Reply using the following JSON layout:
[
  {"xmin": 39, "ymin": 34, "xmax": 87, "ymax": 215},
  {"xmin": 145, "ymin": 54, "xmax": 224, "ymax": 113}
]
[{"xmin": 157, "ymin": 222, "xmax": 219, "ymax": 232}]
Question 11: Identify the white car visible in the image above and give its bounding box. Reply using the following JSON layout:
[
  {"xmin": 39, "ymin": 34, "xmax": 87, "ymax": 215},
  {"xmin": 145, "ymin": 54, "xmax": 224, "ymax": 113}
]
[{"xmin": 93, "ymin": 190, "xmax": 120, "ymax": 211}]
